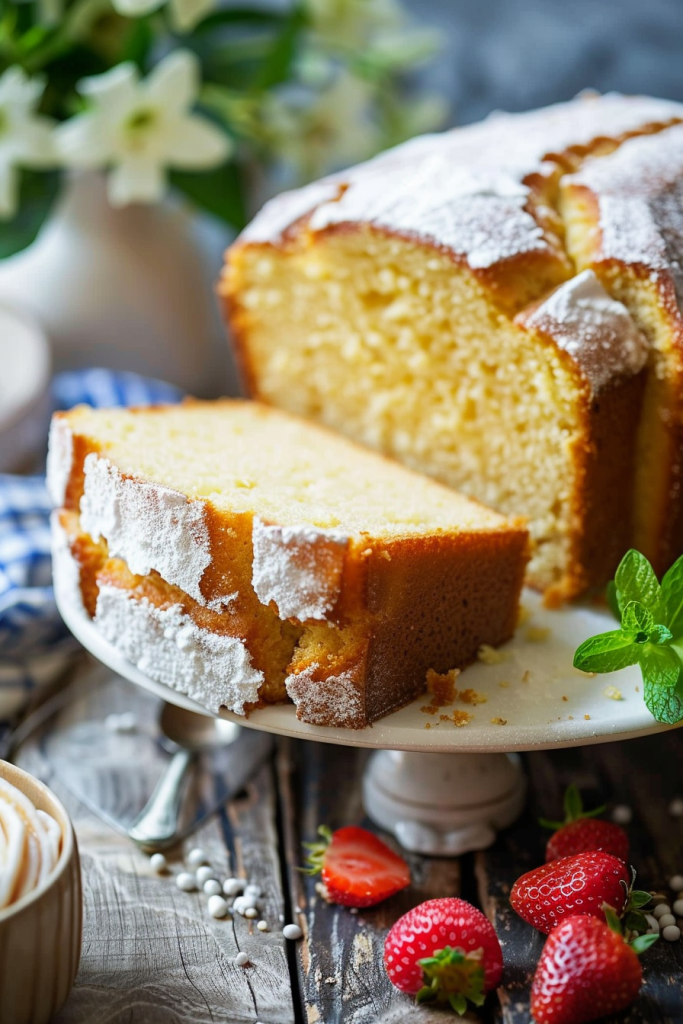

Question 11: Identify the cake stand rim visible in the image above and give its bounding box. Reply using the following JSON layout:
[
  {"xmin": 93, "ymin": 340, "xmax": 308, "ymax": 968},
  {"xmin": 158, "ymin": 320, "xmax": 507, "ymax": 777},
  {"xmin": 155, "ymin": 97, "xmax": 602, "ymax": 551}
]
[{"xmin": 57, "ymin": 590, "xmax": 682, "ymax": 755}]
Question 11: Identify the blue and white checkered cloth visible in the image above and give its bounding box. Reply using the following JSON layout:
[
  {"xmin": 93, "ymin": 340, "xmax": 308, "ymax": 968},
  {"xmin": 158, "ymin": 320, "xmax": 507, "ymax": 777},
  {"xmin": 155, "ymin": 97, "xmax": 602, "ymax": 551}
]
[{"xmin": 0, "ymin": 368, "xmax": 182, "ymax": 725}]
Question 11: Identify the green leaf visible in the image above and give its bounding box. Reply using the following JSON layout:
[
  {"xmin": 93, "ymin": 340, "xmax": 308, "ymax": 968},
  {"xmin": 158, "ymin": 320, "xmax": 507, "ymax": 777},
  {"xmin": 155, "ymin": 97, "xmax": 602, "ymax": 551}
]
[
  {"xmin": 603, "ymin": 905, "xmax": 623, "ymax": 935},
  {"xmin": 170, "ymin": 159, "xmax": 247, "ymax": 230},
  {"xmin": 606, "ymin": 580, "xmax": 621, "ymax": 621},
  {"xmin": 621, "ymin": 600, "xmax": 654, "ymax": 635},
  {"xmin": 120, "ymin": 17, "xmax": 154, "ymax": 69},
  {"xmin": 629, "ymin": 890, "xmax": 653, "ymax": 909},
  {"xmin": 192, "ymin": 6, "xmax": 286, "ymax": 34},
  {"xmin": 449, "ymin": 993, "xmax": 468, "ymax": 1015},
  {"xmin": 564, "ymin": 783, "xmax": 583, "ymax": 821},
  {"xmin": 643, "ymin": 669, "xmax": 683, "ymax": 725},
  {"xmin": 623, "ymin": 910, "xmax": 649, "ymax": 936},
  {"xmin": 253, "ymin": 5, "xmax": 306, "ymax": 90},
  {"xmin": 639, "ymin": 644, "xmax": 682, "ymax": 689},
  {"xmin": 661, "ymin": 553, "xmax": 683, "ymax": 637},
  {"xmin": 649, "ymin": 624, "xmax": 673, "ymax": 645},
  {"xmin": 0, "ymin": 169, "xmax": 60, "ymax": 259},
  {"xmin": 631, "ymin": 933, "xmax": 659, "ymax": 955},
  {"xmin": 573, "ymin": 630, "xmax": 640, "ymax": 673},
  {"xmin": 615, "ymin": 549, "xmax": 662, "ymax": 618}
]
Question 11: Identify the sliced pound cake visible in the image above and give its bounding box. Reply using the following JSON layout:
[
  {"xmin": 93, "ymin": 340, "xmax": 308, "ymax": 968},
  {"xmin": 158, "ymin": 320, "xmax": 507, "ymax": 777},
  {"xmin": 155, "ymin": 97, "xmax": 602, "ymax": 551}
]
[
  {"xmin": 223, "ymin": 93, "xmax": 682, "ymax": 603},
  {"xmin": 48, "ymin": 400, "xmax": 528, "ymax": 728}
]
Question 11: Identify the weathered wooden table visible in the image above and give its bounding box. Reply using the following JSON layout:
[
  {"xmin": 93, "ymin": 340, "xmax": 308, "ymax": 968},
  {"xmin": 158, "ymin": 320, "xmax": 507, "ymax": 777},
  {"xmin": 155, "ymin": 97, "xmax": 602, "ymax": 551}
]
[{"xmin": 13, "ymin": 660, "xmax": 683, "ymax": 1024}]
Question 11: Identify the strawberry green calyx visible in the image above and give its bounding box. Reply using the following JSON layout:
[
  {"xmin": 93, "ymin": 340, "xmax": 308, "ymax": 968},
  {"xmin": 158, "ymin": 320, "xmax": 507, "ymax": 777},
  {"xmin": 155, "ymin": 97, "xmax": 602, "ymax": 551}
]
[
  {"xmin": 603, "ymin": 904, "xmax": 659, "ymax": 953},
  {"xmin": 415, "ymin": 946, "xmax": 486, "ymax": 1015},
  {"xmin": 300, "ymin": 825, "xmax": 332, "ymax": 875},
  {"xmin": 539, "ymin": 784, "xmax": 606, "ymax": 830}
]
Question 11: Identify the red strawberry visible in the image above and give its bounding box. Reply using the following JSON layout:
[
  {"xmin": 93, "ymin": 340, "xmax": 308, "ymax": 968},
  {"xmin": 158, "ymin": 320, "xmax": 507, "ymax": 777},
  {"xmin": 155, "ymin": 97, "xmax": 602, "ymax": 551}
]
[
  {"xmin": 384, "ymin": 898, "xmax": 503, "ymax": 1014},
  {"xmin": 510, "ymin": 851, "xmax": 630, "ymax": 934},
  {"xmin": 531, "ymin": 913, "xmax": 656, "ymax": 1024},
  {"xmin": 302, "ymin": 825, "xmax": 410, "ymax": 907},
  {"xmin": 541, "ymin": 785, "xmax": 629, "ymax": 863}
]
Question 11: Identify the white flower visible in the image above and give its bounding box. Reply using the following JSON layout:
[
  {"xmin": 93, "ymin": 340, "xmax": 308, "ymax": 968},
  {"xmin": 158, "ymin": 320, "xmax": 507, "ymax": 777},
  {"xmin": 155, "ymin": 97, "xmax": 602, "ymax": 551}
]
[
  {"xmin": 0, "ymin": 67, "xmax": 56, "ymax": 219},
  {"xmin": 111, "ymin": 0, "xmax": 215, "ymax": 33},
  {"xmin": 305, "ymin": 0, "xmax": 402, "ymax": 48},
  {"xmin": 264, "ymin": 71, "xmax": 380, "ymax": 183},
  {"xmin": 56, "ymin": 51, "xmax": 231, "ymax": 207}
]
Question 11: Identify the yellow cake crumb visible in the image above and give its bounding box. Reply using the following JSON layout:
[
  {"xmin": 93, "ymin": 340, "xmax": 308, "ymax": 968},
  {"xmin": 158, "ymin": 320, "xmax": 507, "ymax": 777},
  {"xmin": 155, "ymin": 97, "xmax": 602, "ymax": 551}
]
[
  {"xmin": 522, "ymin": 669, "xmax": 531, "ymax": 683},
  {"xmin": 517, "ymin": 604, "xmax": 531, "ymax": 626},
  {"xmin": 420, "ymin": 704, "xmax": 440, "ymax": 715},
  {"xmin": 426, "ymin": 667, "xmax": 460, "ymax": 706},
  {"xmin": 574, "ymin": 667, "xmax": 597, "ymax": 678},
  {"xmin": 490, "ymin": 716, "xmax": 508, "ymax": 726},
  {"xmin": 604, "ymin": 685, "xmax": 623, "ymax": 700},
  {"xmin": 499, "ymin": 680, "xmax": 510, "ymax": 688},
  {"xmin": 584, "ymin": 714, "xmax": 591, "ymax": 720},
  {"xmin": 459, "ymin": 688, "xmax": 488, "ymax": 706},
  {"xmin": 525, "ymin": 626, "xmax": 551, "ymax": 642},
  {"xmin": 477, "ymin": 644, "xmax": 509, "ymax": 665},
  {"xmin": 440, "ymin": 710, "xmax": 473, "ymax": 727},
  {"xmin": 561, "ymin": 695, "xmax": 568, "ymax": 702}
]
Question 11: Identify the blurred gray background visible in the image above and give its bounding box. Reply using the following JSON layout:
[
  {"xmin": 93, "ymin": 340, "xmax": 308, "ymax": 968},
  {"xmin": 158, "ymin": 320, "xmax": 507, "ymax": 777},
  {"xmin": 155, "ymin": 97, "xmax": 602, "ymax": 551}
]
[{"xmin": 409, "ymin": 0, "xmax": 682, "ymax": 124}]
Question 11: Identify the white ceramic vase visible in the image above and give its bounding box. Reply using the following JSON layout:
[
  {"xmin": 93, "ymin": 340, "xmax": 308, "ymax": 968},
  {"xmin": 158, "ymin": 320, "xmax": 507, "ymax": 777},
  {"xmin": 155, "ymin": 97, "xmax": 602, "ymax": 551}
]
[{"xmin": 0, "ymin": 173, "xmax": 237, "ymax": 396}]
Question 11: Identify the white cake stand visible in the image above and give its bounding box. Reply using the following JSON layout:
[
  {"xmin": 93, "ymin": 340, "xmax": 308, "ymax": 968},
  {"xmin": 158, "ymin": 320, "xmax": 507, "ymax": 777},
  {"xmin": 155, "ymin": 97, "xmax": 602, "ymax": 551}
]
[{"xmin": 57, "ymin": 590, "xmax": 681, "ymax": 856}]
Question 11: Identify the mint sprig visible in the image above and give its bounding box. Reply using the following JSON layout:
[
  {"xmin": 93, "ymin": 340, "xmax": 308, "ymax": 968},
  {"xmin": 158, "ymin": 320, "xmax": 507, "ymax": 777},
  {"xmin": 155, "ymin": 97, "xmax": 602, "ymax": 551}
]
[{"xmin": 574, "ymin": 550, "xmax": 683, "ymax": 725}]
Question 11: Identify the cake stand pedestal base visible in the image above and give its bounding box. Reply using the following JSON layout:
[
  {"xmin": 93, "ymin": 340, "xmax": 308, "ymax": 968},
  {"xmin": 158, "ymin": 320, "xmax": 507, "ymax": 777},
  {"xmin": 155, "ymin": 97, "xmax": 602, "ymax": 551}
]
[{"xmin": 362, "ymin": 749, "xmax": 526, "ymax": 855}]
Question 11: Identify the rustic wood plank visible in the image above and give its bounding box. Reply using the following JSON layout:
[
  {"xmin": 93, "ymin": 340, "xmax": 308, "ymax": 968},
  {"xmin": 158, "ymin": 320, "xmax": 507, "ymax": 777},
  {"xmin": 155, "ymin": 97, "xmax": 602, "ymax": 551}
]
[
  {"xmin": 476, "ymin": 734, "xmax": 683, "ymax": 1024},
  {"xmin": 276, "ymin": 738, "xmax": 465, "ymax": 1024},
  {"xmin": 14, "ymin": 665, "xmax": 297, "ymax": 1024}
]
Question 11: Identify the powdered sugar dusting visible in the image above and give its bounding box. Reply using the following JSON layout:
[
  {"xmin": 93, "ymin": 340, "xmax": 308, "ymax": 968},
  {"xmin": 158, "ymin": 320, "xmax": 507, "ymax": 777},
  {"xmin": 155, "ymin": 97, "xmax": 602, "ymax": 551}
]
[
  {"xmin": 566, "ymin": 122, "xmax": 683, "ymax": 300},
  {"xmin": 242, "ymin": 93, "xmax": 683, "ymax": 269},
  {"xmin": 80, "ymin": 453, "xmax": 215, "ymax": 606},
  {"xmin": 50, "ymin": 510, "xmax": 86, "ymax": 617},
  {"xmin": 94, "ymin": 583, "xmax": 263, "ymax": 715},
  {"xmin": 251, "ymin": 517, "xmax": 348, "ymax": 621},
  {"xmin": 285, "ymin": 662, "xmax": 365, "ymax": 728},
  {"xmin": 518, "ymin": 269, "xmax": 649, "ymax": 392},
  {"xmin": 46, "ymin": 417, "xmax": 73, "ymax": 507}
]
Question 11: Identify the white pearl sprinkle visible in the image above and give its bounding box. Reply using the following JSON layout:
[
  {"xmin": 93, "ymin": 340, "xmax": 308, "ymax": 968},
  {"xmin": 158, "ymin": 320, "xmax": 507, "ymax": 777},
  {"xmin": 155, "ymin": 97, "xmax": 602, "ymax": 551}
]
[
  {"xmin": 176, "ymin": 872, "xmax": 197, "ymax": 892},
  {"xmin": 670, "ymin": 875, "xmax": 683, "ymax": 891},
  {"xmin": 257, "ymin": 920, "xmax": 268, "ymax": 931},
  {"xmin": 673, "ymin": 899, "xmax": 683, "ymax": 916},
  {"xmin": 223, "ymin": 878, "xmax": 246, "ymax": 897},
  {"xmin": 646, "ymin": 914, "xmax": 660, "ymax": 934},
  {"xmin": 244, "ymin": 884, "xmax": 262, "ymax": 898},
  {"xmin": 234, "ymin": 951, "xmax": 249, "ymax": 967},
  {"xmin": 283, "ymin": 924, "xmax": 302, "ymax": 940},
  {"xmin": 187, "ymin": 848, "xmax": 208, "ymax": 868},
  {"xmin": 208, "ymin": 895, "xmax": 229, "ymax": 918},
  {"xmin": 294, "ymin": 905, "xmax": 303, "ymax": 914},
  {"xmin": 204, "ymin": 879, "xmax": 223, "ymax": 897},
  {"xmin": 105, "ymin": 712, "xmax": 138, "ymax": 733},
  {"xmin": 663, "ymin": 925, "xmax": 681, "ymax": 942},
  {"xmin": 150, "ymin": 852, "xmax": 167, "ymax": 873},
  {"xmin": 653, "ymin": 903, "xmax": 672, "ymax": 919},
  {"xmin": 611, "ymin": 805, "xmax": 632, "ymax": 825},
  {"xmin": 658, "ymin": 913, "xmax": 676, "ymax": 928},
  {"xmin": 196, "ymin": 866, "xmax": 216, "ymax": 886},
  {"xmin": 245, "ymin": 907, "xmax": 258, "ymax": 919},
  {"xmin": 669, "ymin": 798, "xmax": 683, "ymax": 817}
]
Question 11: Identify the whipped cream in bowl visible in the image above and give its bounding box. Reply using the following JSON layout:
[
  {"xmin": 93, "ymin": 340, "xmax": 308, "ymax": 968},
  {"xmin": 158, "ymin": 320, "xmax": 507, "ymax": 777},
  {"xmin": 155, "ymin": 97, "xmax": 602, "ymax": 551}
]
[
  {"xmin": 0, "ymin": 776, "xmax": 62, "ymax": 911},
  {"xmin": 0, "ymin": 760, "xmax": 82, "ymax": 1024}
]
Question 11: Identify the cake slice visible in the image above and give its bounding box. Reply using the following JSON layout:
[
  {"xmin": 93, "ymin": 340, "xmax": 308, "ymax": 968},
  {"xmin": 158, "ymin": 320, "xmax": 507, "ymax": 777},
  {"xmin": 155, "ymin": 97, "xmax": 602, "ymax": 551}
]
[{"xmin": 48, "ymin": 400, "xmax": 528, "ymax": 727}]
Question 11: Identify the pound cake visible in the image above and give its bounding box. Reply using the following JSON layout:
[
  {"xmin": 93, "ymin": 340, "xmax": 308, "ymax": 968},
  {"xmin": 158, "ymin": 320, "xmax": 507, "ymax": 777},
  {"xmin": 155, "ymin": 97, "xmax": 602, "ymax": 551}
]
[
  {"xmin": 223, "ymin": 92, "xmax": 683, "ymax": 602},
  {"xmin": 48, "ymin": 400, "xmax": 528, "ymax": 728}
]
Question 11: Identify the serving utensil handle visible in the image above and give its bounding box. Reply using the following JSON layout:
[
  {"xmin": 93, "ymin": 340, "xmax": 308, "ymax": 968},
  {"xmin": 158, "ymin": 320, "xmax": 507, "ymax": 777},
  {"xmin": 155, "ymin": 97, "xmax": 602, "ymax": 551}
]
[{"xmin": 128, "ymin": 749, "xmax": 194, "ymax": 849}]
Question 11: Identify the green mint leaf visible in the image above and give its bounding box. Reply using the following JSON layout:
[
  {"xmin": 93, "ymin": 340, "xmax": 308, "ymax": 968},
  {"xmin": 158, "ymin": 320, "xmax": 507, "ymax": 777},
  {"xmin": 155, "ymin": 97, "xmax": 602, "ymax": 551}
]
[
  {"xmin": 615, "ymin": 549, "xmax": 663, "ymax": 617},
  {"xmin": 642, "ymin": 661, "xmax": 683, "ymax": 725},
  {"xmin": 574, "ymin": 630, "xmax": 640, "ymax": 673},
  {"xmin": 606, "ymin": 580, "xmax": 621, "ymax": 621},
  {"xmin": 621, "ymin": 600, "xmax": 655, "ymax": 635},
  {"xmin": 661, "ymin": 553, "xmax": 683, "ymax": 637},
  {"xmin": 632, "ymin": 933, "xmax": 659, "ymax": 955},
  {"xmin": 649, "ymin": 624, "xmax": 673, "ymax": 645},
  {"xmin": 603, "ymin": 905, "xmax": 623, "ymax": 935},
  {"xmin": 639, "ymin": 645, "xmax": 682, "ymax": 689},
  {"xmin": 629, "ymin": 890, "xmax": 653, "ymax": 910},
  {"xmin": 623, "ymin": 910, "xmax": 649, "ymax": 936}
]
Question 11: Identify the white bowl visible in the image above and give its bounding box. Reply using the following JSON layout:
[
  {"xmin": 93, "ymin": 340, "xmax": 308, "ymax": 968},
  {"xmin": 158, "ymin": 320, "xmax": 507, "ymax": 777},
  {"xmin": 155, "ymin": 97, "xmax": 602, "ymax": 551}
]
[
  {"xmin": 0, "ymin": 760, "xmax": 82, "ymax": 1024},
  {"xmin": 0, "ymin": 302, "xmax": 51, "ymax": 472}
]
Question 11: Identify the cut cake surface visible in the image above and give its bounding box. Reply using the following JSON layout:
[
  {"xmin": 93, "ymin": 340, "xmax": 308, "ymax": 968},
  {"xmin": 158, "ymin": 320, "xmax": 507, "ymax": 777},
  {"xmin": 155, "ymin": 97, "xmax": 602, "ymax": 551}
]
[{"xmin": 49, "ymin": 399, "xmax": 529, "ymax": 728}]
